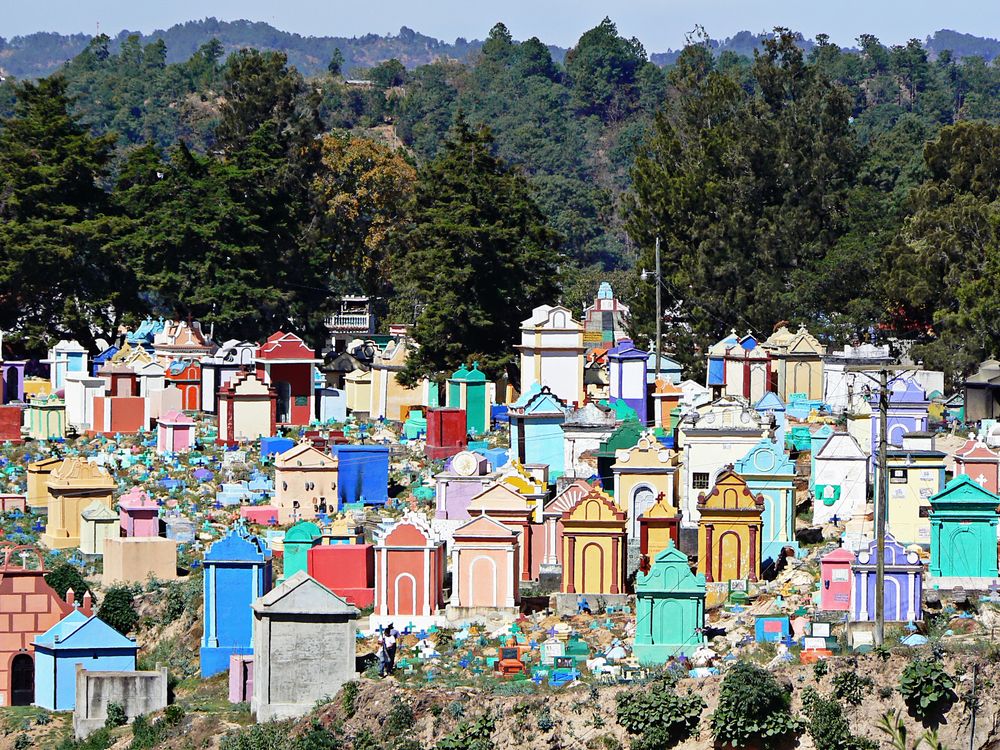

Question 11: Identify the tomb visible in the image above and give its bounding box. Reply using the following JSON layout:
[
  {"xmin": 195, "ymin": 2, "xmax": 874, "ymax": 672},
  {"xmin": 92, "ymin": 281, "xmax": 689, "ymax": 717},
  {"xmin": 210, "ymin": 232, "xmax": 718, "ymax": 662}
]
[
  {"xmin": 611, "ymin": 431, "xmax": 677, "ymax": 539},
  {"xmin": 1, "ymin": 359, "xmax": 26, "ymax": 404},
  {"xmin": 165, "ymin": 360, "xmax": 201, "ymax": 411},
  {"xmin": 281, "ymin": 521, "xmax": 322, "ymax": 580},
  {"xmin": 517, "ymin": 304, "xmax": 586, "ymax": 406},
  {"xmin": 754, "ymin": 391, "xmax": 787, "ymax": 447},
  {"xmin": 103, "ymin": 538, "xmax": 179, "ymax": 584},
  {"xmin": 89, "ymin": 394, "xmax": 149, "ymax": 436},
  {"xmin": 607, "ymin": 338, "xmax": 649, "ymax": 427},
  {"xmin": 33, "ymin": 610, "xmax": 137, "ymax": 711},
  {"xmin": 330, "ymin": 444, "xmax": 389, "ymax": 506},
  {"xmin": 819, "ymin": 548, "xmax": 854, "ymax": 611},
  {"xmin": 448, "ymin": 515, "xmax": 520, "ymax": 617},
  {"xmin": 25, "ymin": 394, "xmax": 66, "ymax": 440},
  {"xmin": 447, "ymin": 362, "xmax": 492, "ymax": 435},
  {"xmin": 26, "ymin": 456, "xmax": 62, "ymax": 510},
  {"xmin": 0, "ymin": 544, "xmax": 75, "ymax": 707},
  {"xmin": 0, "ymin": 405, "xmax": 23, "ymax": 443},
  {"xmin": 372, "ymin": 513, "xmax": 446, "ymax": 630},
  {"xmin": 582, "ymin": 282, "xmax": 630, "ymax": 350},
  {"xmin": 273, "ymin": 443, "xmax": 339, "ymax": 524},
  {"xmin": 251, "ymin": 572, "xmax": 359, "ymax": 721},
  {"xmin": 200, "ymin": 526, "xmax": 273, "ymax": 677},
  {"xmin": 734, "ymin": 438, "xmax": 798, "ymax": 563},
  {"xmin": 869, "ymin": 378, "xmax": 930, "ymax": 455},
  {"xmin": 560, "ymin": 486, "xmax": 627, "ymax": 595},
  {"xmin": 45, "ymin": 340, "xmax": 88, "ymax": 391},
  {"xmin": 705, "ymin": 330, "xmax": 772, "ymax": 403},
  {"xmin": 812, "ymin": 432, "xmax": 868, "ymax": 526},
  {"xmin": 881, "ymin": 433, "xmax": 946, "ymax": 545},
  {"xmin": 255, "ymin": 331, "xmax": 321, "ymax": 425},
  {"xmin": 118, "ymin": 488, "xmax": 160, "ymax": 537},
  {"xmin": 638, "ymin": 492, "xmax": 681, "ymax": 560},
  {"xmin": 63, "ymin": 373, "xmax": 104, "ymax": 431},
  {"xmin": 72, "ymin": 665, "xmax": 168, "ymax": 740},
  {"xmin": 217, "ymin": 371, "xmax": 277, "ymax": 444},
  {"xmin": 425, "ymin": 407, "xmax": 468, "ymax": 460},
  {"xmin": 651, "ymin": 378, "xmax": 683, "ymax": 433},
  {"xmin": 508, "ymin": 383, "xmax": 567, "ymax": 476},
  {"xmin": 696, "ymin": 470, "xmax": 764, "ymax": 583},
  {"xmin": 199, "ymin": 339, "xmax": 258, "ymax": 412},
  {"xmin": 79, "ymin": 501, "xmax": 118, "ymax": 556},
  {"xmin": 156, "ymin": 410, "xmax": 195, "ymax": 454},
  {"xmin": 851, "ymin": 534, "xmax": 923, "ymax": 623},
  {"xmin": 561, "ymin": 402, "xmax": 616, "ymax": 480},
  {"xmin": 928, "ymin": 475, "xmax": 1000, "ymax": 580},
  {"xmin": 367, "ymin": 337, "xmax": 423, "ymax": 421},
  {"xmin": 952, "ymin": 435, "xmax": 1000, "ymax": 494},
  {"xmin": 97, "ymin": 363, "xmax": 138, "ymax": 398},
  {"xmin": 634, "ymin": 543, "xmax": 706, "ymax": 662},
  {"xmin": 41, "ymin": 458, "xmax": 116, "ymax": 550},
  {"xmin": 540, "ymin": 480, "xmax": 592, "ymax": 575},
  {"xmin": 152, "ymin": 320, "xmax": 215, "ymax": 364},
  {"xmin": 762, "ymin": 325, "xmax": 827, "ymax": 402},
  {"xmin": 467, "ymin": 483, "xmax": 536, "ymax": 581},
  {"xmin": 316, "ymin": 386, "xmax": 347, "ymax": 423},
  {"xmin": 308, "ymin": 543, "xmax": 375, "ymax": 607},
  {"xmin": 434, "ymin": 451, "xmax": 493, "ymax": 521}
]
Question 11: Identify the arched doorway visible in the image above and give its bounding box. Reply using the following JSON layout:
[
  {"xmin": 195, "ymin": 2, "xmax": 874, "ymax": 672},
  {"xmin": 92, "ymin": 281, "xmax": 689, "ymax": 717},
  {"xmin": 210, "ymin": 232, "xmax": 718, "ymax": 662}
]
[
  {"xmin": 275, "ymin": 382, "xmax": 292, "ymax": 423},
  {"xmin": 3, "ymin": 366, "xmax": 18, "ymax": 404},
  {"xmin": 11, "ymin": 653, "xmax": 33, "ymax": 706}
]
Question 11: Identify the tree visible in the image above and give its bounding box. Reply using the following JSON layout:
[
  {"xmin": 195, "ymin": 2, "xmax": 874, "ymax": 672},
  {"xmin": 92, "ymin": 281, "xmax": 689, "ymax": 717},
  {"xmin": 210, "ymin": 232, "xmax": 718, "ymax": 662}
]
[
  {"xmin": 97, "ymin": 585, "xmax": 139, "ymax": 635},
  {"xmin": 368, "ymin": 58, "xmax": 406, "ymax": 88},
  {"xmin": 711, "ymin": 661, "xmax": 801, "ymax": 748},
  {"xmin": 328, "ymin": 48, "xmax": 344, "ymax": 77},
  {"xmin": 310, "ymin": 132, "xmax": 416, "ymax": 299},
  {"xmin": 0, "ymin": 76, "xmax": 130, "ymax": 351},
  {"xmin": 564, "ymin": 17, "xmax": 649, "ymax": 121},
  {"xmin": 395, "ymin": 117, "xmax": 561, "ymax": 383},
  {"xmin": 44, "ymin": 563, "xmax": 95, "ymax": 602}
]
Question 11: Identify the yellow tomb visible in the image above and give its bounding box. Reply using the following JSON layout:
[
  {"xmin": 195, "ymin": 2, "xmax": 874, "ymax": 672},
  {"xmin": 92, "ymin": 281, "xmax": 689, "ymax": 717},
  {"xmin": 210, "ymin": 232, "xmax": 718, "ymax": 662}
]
[
  {"xmin": 696, "ymin": 469, "xmax": 764, "ymax": 583},
  {"xmin": 560, "ymin": 486, "xmax": 627, "ymax": 595},
  {"xmin": 40, "ymin": 458, "xmax": 116, "ymax": 550}
]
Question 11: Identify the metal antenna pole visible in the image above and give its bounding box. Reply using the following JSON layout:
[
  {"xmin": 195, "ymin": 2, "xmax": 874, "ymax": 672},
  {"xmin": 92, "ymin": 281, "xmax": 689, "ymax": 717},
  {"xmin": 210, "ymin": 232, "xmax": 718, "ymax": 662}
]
[
  {"xmin": 654, "ymin": 237, "xmax": 662, "ymax": 383},
  {"xmin": 875, "ymin": 367, "xmax": 888, "ymax": 647}
]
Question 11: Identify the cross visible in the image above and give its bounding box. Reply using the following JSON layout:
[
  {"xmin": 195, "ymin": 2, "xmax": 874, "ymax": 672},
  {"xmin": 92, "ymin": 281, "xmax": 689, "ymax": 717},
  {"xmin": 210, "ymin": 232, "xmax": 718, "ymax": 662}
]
[{"xmin": 976, "ymin": 474, "xmax": 988, "ymax": 487}]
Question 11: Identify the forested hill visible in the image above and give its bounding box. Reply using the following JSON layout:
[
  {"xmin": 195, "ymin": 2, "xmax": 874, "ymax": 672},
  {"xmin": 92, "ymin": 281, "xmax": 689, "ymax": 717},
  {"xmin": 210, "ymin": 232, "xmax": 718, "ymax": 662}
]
[
  {"xmin": 0, "ymin": 19, "xmax": 494, "ymax": 79},
  {"xmin": 3, "ymin": 18, "xmax": 1000, "ymax": 80}
]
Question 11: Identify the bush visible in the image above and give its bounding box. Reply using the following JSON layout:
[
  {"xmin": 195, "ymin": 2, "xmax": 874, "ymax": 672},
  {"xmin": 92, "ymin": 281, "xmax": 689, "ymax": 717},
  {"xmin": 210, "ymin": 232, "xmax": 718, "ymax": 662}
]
[
  {"xmin": 813, "ymin": 660, "xmax": 829, "ymax": 681},
  {"xmin": 14, "ymin": 735, "xmax": 31, "ymax": 750},
  {"xmin": 832, "ymin": 672, "xmax": 873, "ymax": 707},
  {"xmin": 899, "ymin": 659, "xmax": 955, "ymax": 723},
  {"xmin": 97, "ymin": 585, "xmax": 140, "ymax": 635},
  {"xmin": 293, "ymin": 720, "xmax": 342, "ymax": 750},
  {"xmin": 104, "ymin": 702, "xmax": 127, "ymax": 729},
  {"xmin": 710, "ymin": 661, "xmax": 802, "ymax": 749},
  {"xmin": 341, "ymin": 681, "xmax": 359, "ymax": 715},
  {"xmin": 436, "ymin": 713, "xmax": 495, "ymax": 750},
  {"xmin": 220, "ymin": 722, "xmax": 293, "ymax": 750},
  {"xmin": 45, "ymin": 563, "xmax": 94, "ymax": 602},
  {"xmin": 382, "ymin": 698, "xmax": 414, "ymax": 739},
  {"xmin": 617, "ymin": 682, "xmax": 705, "ymax": 750},
  {"xmin": 802, "ymin": 688, "xmax": 877, "ymax": 750},
  {"xmin": 537, "ymin": 705, "xmax": 554, "ymax": 732}
]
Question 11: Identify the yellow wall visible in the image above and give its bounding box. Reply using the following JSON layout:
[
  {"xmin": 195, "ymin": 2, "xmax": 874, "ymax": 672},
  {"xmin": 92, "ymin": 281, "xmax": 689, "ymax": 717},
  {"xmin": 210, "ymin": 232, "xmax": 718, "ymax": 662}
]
[{"xmin": 696, "ymin": 516, "xmax": 760, "ymax": 582}]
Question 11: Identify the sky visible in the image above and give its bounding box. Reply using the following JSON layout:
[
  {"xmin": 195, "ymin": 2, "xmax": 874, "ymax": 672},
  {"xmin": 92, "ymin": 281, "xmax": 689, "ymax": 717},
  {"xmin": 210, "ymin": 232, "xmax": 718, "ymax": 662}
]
[{"xmin": 5, "ymin": 0, "xmax": 1000, "ymax": 51}]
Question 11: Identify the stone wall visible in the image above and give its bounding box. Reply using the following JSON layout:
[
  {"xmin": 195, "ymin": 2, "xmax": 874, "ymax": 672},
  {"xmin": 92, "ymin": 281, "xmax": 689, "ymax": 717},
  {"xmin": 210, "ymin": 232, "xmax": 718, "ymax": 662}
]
[{"xmin": 72, "ymin": 664, "xmax": 168, "ymax": 740}]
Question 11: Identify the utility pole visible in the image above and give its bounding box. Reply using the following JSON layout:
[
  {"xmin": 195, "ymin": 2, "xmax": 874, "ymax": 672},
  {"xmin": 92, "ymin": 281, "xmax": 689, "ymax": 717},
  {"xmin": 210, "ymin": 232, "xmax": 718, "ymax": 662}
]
[
  {"xmin": 845, "ymin": 363, "xmax": 921, "ymax": 647},
  {"xmin": 654, "ymin": 237, "xmax": 662, "ymax": 383}
]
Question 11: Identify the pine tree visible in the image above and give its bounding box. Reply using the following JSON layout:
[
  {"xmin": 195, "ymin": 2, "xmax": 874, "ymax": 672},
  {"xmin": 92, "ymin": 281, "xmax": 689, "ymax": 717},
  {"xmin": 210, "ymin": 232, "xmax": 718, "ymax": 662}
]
[{"xmin": 396, "ymin": 117, "xmax": 561, "ymax": 384}]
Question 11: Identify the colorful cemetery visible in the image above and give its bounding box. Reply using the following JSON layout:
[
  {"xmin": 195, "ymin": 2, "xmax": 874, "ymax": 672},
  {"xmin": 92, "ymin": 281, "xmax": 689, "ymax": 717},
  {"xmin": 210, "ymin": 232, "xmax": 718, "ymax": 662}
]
[
  {"xmin": 819, "ymin": 548, "xmax": 855, "ymax": 611},
  {"xmin": 156, "ymin": 409, "xmax": 195, "ymax": 453},
  {"xmin": 634, "ymin": 543, "xmax": 706, "ymax": 663},
  {"xmin": 330, "ymin": 444, "xmax": 389, "ymax": 507},
  {"xmin": 447, "ymin": 515, "xmax": 520, "ymax": 617},
  {"xmin": 425, "ymin": 407, "xmax": 467, "ymax": 460},
  {"xmin": 25, "ymin": 394, "xmax": 66, "ymax": 441},
  {"xmin": 952, "ymin": 435, "xmax": 1000, "ymax": 493},
  {"xmin": 606, "ymin": 338, "xmax": 648, "ymax": 427},
  {"xmin": 26, "ymin": 456, "xmax": 61, "ymax": 510},
  {"xmin": 368, "ymin": 338, "xmax": 424, "ymax": 421},
  {"xmin": 467, "ymin": 483, "xmax": 536, "ymax": 581},
  {"xmin": 560, "ymin": 486, "xmax": 627, "ymax": 596},
  {"xmin": 539, "ymin": 480, "xmax": 592, "ymax": 578},
  {"xmin": 928, "ymin": 475, "xmax": 1000, "ymax": 581},
  {"xmin": 372, "ymin": 513, "xmax": 446, "ymax": 629},
  {"xmin": 734, "ymin": 438, "xmax": 798, "ymax": 563},
  {"xmin": 308, "ymin": 538, "xmax": 375, "ymax": 608},
  {"xmin": 883, "ymin": 434, "xmax": 946, "ymax": 545},
  {"xmin": 812, "ymin": 431, "xmax": 868, "ymax": 525},
  {"xmin": 638, "ymin": 492, "xmax": 681, "ymax": 560},
  {"xmin": 851, "ymin": 535, "xmax": 923, "ymax": 623},
  {"xmin": 41, "ymin": 458, "xmax": 116, "ymax": 550},
  {"xmin": 518, "ymin": 304, "xmax": 585, "ymax": 406},
  {"xmin": 871, "ymin": 377, "xmax": 930, "ymax": 452},
  {"xmin": 201, "ymin": 526, "xmax": 273, "ymax": 677},
  {"xmin": 273, "ymin": 442, "xmax": 339, "ymax": 524},
  {"xmin": 0, "ymin": 545, "xmax": 75, "ymax": 707},
  {"xmin": 508, "ymin": 383, "xmax": 567, "ymax": 477},
  {"xmin": 33, "ymin": 610, "xmax": 137, "ymax": 711},
  {"xmin": 281, "ymin": 521, "xmax": 322, "ymax": 580},
  {"xmin": 251, "ymin": 572, "xmax": 358, "ymax": 721},
  {"xmin": 696, "ymin": 470, "xmax": 764, "ymax": 583},
  {"xmin": 200, "ymin": 339, "xmax": 258, "ymax": 413},
  {"xmin": 79, "ymin": 500, "xmax": 119, "ymax": 556}
]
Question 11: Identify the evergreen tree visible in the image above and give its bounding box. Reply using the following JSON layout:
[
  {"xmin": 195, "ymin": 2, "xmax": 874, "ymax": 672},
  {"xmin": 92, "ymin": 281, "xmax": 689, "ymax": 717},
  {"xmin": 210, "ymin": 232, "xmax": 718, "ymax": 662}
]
[
  {"xmin": 0, "ymin": 77, "xmax": 129, "ymax": 350},
  {"xmin": 396, "ymin": 117, "xmax": 561, "ymax": 384}
]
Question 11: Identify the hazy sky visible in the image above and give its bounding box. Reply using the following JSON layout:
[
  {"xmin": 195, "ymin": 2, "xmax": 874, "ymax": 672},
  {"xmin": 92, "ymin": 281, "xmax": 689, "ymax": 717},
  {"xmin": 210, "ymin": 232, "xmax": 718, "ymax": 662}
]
[{"xmin": 5, "ymin": 0, "xmax": 999, "ymax": 50}]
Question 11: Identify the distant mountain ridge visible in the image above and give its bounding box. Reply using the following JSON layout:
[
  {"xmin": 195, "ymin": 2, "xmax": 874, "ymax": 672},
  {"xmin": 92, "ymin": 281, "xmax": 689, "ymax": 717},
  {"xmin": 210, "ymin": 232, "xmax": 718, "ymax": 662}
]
[{"xmin": 1, "ymin": 18, "xmax": 997, "ymax": 80}]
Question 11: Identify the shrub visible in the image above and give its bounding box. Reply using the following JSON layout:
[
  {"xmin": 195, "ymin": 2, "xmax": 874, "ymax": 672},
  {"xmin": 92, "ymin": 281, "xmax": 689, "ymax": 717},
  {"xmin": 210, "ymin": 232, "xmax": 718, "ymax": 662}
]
[
  {"xmin": 537, "ymin": 706, "xmax": 554, "ymax": 732},
  {"xmin": 710, "ymin": 661, "xmax": 802, "ymax": 748},
  {"xmin": 97, "ymin": 585, "xmax": 139, "ymax": 635},
  {"xmin": 293, "ymin": 720, "xmax": 343, "ymax": 750},
  {"xmin": 104, "ymin": 702, "xmax": 127, "ymax": 729},
  {"xmin": 802, "ymin": 688, "xmax": 876, "ymax": 750},
  {"xmin": 220, "ymin": 722, "xmax": 293, "ymax": 750},
  {"xmin": 14, "ymin": 735, "xmax": 31, "ymax": 750},
  {"xmin": 45, "ymin": 563, "xmax": 94, "ymax": 602},
  {"xmin": 617, "ymin": 682, "xmax": 705, "ymax": 750},
  {"xmin": 436, "ymin": 713, "xmax": 495, "ymax": 750},
  {"xmin": 832, "ymin": 672, "xmax": 873, "ymax": 707},
  {"xmin": 899, "ymin": 659, "xmax": 955, "ymax": 723},
  {"xmin": 813, "ymin": 660, "xmax": 829, "ymax": 681},
  {"xmin": 382, "ymin": 698, "xmax": 414, "ymax": 739},
  {"xmin": 341, "ymin": 681, "xmax": 359, "ymax": 715}
]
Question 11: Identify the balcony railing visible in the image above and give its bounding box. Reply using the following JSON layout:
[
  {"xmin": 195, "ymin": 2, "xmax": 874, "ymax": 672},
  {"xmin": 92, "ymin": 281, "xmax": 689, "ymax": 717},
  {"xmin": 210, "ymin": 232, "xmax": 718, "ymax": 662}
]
[{"xmin": 324, "ymin": 313, "xmax": 373, "ymax": 332}]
